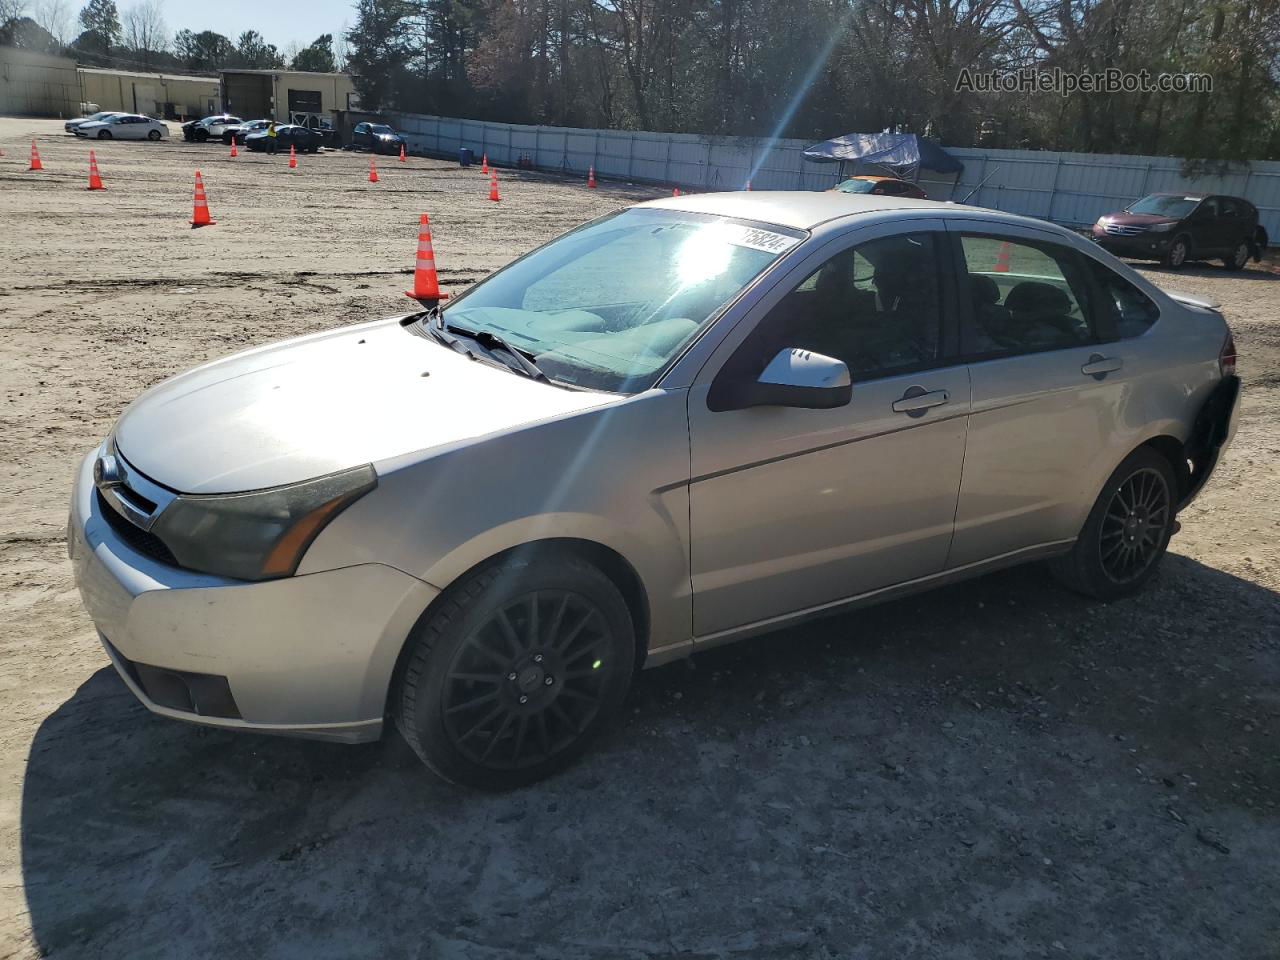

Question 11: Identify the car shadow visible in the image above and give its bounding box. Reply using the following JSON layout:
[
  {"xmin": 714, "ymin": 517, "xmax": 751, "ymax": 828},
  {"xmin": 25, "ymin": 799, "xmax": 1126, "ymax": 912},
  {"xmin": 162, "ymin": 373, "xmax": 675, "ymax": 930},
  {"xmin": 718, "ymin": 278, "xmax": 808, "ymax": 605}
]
[{"xmin": 20, "ymin": 555, "xmax": 1280, "ymax": 958}]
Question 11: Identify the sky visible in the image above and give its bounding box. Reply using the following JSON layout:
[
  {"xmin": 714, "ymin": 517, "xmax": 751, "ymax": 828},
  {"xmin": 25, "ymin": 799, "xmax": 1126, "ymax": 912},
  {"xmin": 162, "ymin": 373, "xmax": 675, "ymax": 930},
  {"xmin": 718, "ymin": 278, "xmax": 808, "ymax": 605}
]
[{"xmin": 153, "ymin": 0, "xmax": 356, "ymax": 54}]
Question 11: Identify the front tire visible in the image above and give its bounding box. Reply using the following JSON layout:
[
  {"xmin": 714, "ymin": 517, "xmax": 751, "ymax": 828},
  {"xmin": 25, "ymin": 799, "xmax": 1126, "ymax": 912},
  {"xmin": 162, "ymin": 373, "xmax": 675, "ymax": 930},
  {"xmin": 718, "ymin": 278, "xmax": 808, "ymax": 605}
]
[
  {"xmin": 1162, "ymin": 236, "xmax": 1189, "ymax": 269},
  {"xmin": 195, "ymin": 129, "xmax": 208, "ymax": 142},
  {"xmin": 396, "ymin": 551, "xmax": 636, "ymax": 789},
  {"xmin": 147, "ymin": 129, "xmax": 161, "ymax": 141},
  {"xmin": 1051, "ymin": 447, "xmax": 1178, "ymax": 601}
]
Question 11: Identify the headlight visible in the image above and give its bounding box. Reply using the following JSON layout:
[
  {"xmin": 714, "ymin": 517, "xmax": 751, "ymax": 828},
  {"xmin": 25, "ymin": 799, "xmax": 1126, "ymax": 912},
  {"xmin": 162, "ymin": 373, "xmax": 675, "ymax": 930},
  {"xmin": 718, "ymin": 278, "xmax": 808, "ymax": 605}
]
[
  {"xmin": 1096, "ymin": 217, "xmax": 1111, "ymax": 226},
  {"xmin": 1146, "ymin": 221, "xmax": 1178, "ymax": 232},
  {"xmin": 152, "ymin": 465, "xmax": 376, "ymax": 581}
]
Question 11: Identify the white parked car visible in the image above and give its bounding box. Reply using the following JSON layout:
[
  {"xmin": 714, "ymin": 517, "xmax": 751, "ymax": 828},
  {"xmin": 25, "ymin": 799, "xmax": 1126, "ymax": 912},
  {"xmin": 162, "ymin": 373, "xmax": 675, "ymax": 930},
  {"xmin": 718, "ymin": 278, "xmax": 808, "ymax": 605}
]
[
  {"xmin": 75, "ymin": 115, "xmax": 169, "ymax": 141},
  {"xmin": 65, "ymin": 111, "xmax": 125, "ymax": 133}
]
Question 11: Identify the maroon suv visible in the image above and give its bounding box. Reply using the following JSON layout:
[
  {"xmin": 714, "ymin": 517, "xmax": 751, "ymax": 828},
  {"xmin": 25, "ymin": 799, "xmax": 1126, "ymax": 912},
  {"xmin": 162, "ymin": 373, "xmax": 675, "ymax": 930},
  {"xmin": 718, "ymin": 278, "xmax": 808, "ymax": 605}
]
[{"xmin": 1091, "ymin": 193, "xmax": 1268, "ymax": 270}]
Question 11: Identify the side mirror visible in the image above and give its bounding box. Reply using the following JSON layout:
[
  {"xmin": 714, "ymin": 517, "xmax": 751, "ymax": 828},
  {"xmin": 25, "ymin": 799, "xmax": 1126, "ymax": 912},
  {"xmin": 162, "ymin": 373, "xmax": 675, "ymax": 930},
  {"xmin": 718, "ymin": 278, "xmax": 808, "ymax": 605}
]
[{"xmin": 711, "ymin": 348, "xmax": 853, "ymax": 411}]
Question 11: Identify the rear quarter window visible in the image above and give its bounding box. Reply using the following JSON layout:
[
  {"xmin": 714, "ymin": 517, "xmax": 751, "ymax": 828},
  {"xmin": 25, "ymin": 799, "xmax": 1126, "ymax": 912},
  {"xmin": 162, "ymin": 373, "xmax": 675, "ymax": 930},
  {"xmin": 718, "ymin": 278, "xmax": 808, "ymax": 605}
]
[{"xmin": 1084, "ymin": 257, "xmax": 1160, "ymax": 338}]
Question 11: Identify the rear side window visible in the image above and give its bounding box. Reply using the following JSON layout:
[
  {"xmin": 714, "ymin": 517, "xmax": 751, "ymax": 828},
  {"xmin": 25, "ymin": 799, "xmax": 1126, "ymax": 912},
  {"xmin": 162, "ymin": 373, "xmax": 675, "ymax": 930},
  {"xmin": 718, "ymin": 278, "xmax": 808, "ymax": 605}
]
[
  {"xmin": 1082, "ymin": 257, "xmax": 1160, "ymax": 338},
  {"xmin": 957, "ymin": 235, "xmax": 1095, "ymax": 356},
  {"xmin": 1219, "ymin": 197, "xmax": 1241, "ymax": 218}
]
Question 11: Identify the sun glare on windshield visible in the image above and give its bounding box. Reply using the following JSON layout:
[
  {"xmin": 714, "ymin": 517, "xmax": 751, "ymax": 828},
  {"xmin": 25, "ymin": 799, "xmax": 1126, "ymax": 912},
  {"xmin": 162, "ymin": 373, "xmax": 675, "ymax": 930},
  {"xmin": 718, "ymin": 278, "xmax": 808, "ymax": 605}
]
[{"xmin": 676, "ymin": 224, "xmax": 737, "ymax": 287}]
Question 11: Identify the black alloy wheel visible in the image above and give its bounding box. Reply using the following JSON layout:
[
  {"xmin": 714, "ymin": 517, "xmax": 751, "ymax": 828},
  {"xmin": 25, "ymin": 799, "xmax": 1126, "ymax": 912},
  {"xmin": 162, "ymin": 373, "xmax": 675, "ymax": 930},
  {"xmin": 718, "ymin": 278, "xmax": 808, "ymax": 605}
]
[
  {"xmin": 396, "ymin": 552, "xmax": 636, "ymax": 789},
  {"xmin": 442, "ymin": 591, "xmax": 614, "ymax": 771},
  {"xmin": 1050, "ymin": 447, "xmax": 1178, "ymax": 601},
  {"xmin": 1098, "ymin": 466, "xmax": 1171, "ymax": 585}
]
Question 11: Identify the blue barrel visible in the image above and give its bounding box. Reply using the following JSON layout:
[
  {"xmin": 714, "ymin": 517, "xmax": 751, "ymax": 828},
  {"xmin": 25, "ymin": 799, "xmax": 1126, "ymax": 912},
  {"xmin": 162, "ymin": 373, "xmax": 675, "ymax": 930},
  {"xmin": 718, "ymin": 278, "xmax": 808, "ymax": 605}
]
[{"xmin": 458, "ymin": 147, "xmax": 473, "ymax": 167}]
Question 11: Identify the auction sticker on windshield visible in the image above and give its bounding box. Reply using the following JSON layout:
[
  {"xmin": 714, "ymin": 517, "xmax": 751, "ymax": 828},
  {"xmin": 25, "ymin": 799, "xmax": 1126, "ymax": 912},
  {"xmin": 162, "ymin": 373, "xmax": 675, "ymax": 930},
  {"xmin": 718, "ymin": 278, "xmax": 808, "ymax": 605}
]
[{"xmin": 721, "ymin": 224, "xmax": 803, "ymax": 255}]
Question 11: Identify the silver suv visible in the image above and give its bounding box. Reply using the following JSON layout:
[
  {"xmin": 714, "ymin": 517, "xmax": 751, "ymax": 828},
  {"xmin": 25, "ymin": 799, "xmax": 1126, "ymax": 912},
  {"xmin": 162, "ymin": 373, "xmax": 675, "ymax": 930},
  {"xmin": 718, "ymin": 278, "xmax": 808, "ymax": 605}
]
[{"xmin": 69, "ymin": 193, "xmax": 1239, "ymax": 788}]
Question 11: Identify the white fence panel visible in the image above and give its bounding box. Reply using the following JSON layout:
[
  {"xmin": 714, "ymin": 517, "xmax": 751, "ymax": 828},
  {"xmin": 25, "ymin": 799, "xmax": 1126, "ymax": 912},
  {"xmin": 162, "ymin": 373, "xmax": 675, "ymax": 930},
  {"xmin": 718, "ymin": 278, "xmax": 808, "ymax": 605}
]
[{"xmin": 388, "ymin": 111, "xmax": 1279, "ymax": 244}]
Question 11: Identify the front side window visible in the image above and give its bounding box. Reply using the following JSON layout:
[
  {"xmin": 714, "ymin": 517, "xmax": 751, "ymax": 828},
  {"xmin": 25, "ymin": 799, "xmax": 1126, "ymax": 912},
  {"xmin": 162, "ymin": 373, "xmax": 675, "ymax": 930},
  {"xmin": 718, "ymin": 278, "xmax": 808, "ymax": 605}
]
[
  {"xmin": 959, "ymin": 235, "xmax": 1094, "ymax": 356},
  {"xmin": 1082, "ymin": 257, "xmax": 1160, "ymax": 338},
  {"xmin": 722, "ymin": 231, "xmax": 943, "ymax": 383},
  {"xmin": 441, "ymin": 209, "xmax": 803, "ymax": 392}
]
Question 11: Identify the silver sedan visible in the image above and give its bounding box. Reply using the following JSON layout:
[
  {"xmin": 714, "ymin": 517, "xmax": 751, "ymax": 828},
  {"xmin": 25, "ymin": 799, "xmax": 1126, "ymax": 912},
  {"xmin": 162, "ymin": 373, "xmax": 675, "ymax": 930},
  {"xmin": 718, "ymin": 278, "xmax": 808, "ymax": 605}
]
[{"xmin": 68, "ymin": 192, "xmax": 1240, "ymax": 788}]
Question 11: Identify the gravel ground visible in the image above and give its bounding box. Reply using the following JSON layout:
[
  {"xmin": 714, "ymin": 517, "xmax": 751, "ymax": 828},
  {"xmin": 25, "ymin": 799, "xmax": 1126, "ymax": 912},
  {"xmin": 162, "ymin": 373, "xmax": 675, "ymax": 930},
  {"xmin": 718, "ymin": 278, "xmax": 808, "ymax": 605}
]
[{"xmin": 1, "ymin": 117, "xmax": 1277, "ymax": 960}]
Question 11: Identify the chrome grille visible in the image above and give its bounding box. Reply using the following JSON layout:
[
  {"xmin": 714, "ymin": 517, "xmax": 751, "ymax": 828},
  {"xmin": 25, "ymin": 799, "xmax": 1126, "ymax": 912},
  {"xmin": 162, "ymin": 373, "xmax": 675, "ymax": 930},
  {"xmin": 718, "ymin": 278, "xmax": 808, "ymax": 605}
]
[{"xmin": 1104, "ymin": 223, "xmax": 1145, "ymax": 236}]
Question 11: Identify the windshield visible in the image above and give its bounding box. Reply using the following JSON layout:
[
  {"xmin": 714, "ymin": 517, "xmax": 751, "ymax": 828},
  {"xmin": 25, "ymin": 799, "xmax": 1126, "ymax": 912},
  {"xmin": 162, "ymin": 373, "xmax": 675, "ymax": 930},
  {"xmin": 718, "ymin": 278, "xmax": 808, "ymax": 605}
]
[
  {"xmin": 1127, "ymin": 195, "xmax": 1198, "ymax": 218},
  {"xmin": 369, "ymin": 125, "xmax": 394, "ymax": 134},
  {"xmin": 833, "ymin": 179, "xmax": 877, "ymax": 194},
  {"xmin": 439, "ymin": 208, "xmax": 803, "ymax": 392}
]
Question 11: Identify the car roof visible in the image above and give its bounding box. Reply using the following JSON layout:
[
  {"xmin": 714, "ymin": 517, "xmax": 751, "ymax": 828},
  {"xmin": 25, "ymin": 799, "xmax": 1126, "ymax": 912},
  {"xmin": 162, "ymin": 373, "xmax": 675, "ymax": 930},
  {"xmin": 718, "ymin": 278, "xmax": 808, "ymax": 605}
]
[
  {"xmin": 848, "ymin": 175, "xmax": 903, "ymax": 183},
  {"xmin": 635, "ymin": 190, "xmax": 1058, "ymax": 234}
]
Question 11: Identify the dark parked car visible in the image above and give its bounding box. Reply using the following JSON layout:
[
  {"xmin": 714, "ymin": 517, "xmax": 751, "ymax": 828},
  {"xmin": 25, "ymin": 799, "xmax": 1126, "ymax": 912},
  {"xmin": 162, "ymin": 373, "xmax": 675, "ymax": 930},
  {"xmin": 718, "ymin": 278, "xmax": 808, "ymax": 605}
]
[
  {"xmin": 243, "ymin": 124, "xmax": 325, "ymax": 154},
  {"xmin": 351, "ymin": 122, "xmax": 405, "ymax": 154},
  {"xmin": 1092, "ymin": 193, "xmax": 1268, "ymax": 270},
  {"xmin": 222, "ymin": 119, "xmax": 271, "ymax": 144}
]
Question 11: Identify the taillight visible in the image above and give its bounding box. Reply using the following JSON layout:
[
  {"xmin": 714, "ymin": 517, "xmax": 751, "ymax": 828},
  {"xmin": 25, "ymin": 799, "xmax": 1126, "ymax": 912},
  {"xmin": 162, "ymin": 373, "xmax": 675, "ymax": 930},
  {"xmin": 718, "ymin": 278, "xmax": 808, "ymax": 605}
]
[{"xmin": 1219, "ymin": 332, "xmax": 1237, "ymax": 377}]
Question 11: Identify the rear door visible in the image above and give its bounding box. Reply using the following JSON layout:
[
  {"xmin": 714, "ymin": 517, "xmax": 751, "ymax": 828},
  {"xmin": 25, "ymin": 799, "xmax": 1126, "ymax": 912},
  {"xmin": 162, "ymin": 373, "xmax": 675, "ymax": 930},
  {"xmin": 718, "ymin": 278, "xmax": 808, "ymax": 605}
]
[
  {"xmin": 1189, "ymin": 197, "xmax": 1224, "ymax": 254},
  {"xmin": 945, "ymin": 222, "xmax": 1133, "ymax": 567}
]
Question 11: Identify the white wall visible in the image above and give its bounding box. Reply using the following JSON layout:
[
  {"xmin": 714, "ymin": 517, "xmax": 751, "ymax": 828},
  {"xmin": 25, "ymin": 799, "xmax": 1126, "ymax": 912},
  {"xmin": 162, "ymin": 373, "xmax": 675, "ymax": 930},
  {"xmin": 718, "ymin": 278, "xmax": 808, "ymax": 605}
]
[{"xmin": 389, "ymin": 112, "xmax": 1280, "ymax": 245}]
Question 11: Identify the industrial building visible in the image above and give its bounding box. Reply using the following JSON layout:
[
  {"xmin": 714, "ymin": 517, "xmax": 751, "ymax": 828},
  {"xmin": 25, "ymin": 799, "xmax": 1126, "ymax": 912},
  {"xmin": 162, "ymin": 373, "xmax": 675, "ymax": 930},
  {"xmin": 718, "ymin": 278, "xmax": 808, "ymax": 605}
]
[
  {"xmin": 77, "ymin": 67, "xmax": 221, "ymax": 120},
  {"xmin": 0, "ymin": 47, "xmax": 79, "ymax": 117},
  {"xmin": 219, "ymin": 69, "xmax": 358, "ymax": 125}
]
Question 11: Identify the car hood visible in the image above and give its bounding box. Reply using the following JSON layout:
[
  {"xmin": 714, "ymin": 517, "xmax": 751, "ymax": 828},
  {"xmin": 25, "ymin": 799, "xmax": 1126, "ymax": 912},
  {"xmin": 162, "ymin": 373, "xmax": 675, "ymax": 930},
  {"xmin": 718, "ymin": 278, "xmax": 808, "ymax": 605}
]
[
  {"xmin": 1103, "ymin": 212, "xmax": 1178, "ymax": 227},
  {"xmin": 113, "ymin": 317, "xmax": 618, "ymax": 494}
]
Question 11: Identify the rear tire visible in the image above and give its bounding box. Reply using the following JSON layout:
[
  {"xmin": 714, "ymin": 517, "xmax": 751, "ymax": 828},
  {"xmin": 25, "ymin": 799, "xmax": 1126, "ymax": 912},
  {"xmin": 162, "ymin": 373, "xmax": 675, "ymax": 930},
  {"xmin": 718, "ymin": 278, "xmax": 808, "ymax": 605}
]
[
  {"xmin": 1222, "ymin": 241, "xmax": 1249, "ymax": 271},
  {"xmin": 97, "ymin": 130, "xmax": 111, "ymax": 139},
  {"xmin": 396, "ymin": 551, "xmax": 636, "ymax": 790},
  {"xmin": 1050, "ymin": 447, "xmax": 1178, "ymax": 601}
]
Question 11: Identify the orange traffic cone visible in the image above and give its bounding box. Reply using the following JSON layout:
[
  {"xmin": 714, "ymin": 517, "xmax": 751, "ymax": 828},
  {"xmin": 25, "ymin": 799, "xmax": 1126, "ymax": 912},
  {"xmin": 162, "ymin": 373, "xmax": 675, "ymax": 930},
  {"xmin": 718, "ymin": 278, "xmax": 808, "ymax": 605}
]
[
  {"xmin": 369, "ymin": 157, "xmax": 379, "ymax": 183},
  {"xmin": 189, "ymin": 170, "xmax": 215, "ymax": 227},
  {"xmin": 87, "ymin": 150, "xmax": 104, "ymax": 190},
  {"xmin": 488, "ymin": 169, "xmax": 500, "ymax": 202},
  {"xmin": 28, "ymin": 140, "xmax": 42, "ymax": 171},
  {"xmin": 229, "ymin": 138, "xmax": 238, "ymax": 157},
  {"xmin": 587, "ymin": 165, "xmax": 597, "ymax": 188},
  {"xmin": 399, "ymin": 143, "xmax": 406, "ymax": 162},
  {"xmin": 993, "ymin": 241, "xmax": 1011, "ymax": 273},
  {"xmin": 289, "ymin": 144, "xmax": 297, "ymax": 169},
  {"xmin": 672, "ymin": 187, "xmax": 680, "ymax": 197},
  {"xmin": 405, "ymin": 213, "xmax": 449, "ymax": 303},
  {"xmin": 480, "ymin": 153, "xmax": 489, "ymax": 174}
]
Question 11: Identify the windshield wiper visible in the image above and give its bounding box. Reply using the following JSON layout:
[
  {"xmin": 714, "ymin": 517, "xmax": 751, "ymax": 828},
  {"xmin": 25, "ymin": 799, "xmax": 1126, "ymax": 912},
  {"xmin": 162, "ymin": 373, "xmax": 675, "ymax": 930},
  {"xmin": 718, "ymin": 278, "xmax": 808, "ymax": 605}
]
[{"xmin": 448, "ymin": 326, "xmax": 550, "ymax": 383}]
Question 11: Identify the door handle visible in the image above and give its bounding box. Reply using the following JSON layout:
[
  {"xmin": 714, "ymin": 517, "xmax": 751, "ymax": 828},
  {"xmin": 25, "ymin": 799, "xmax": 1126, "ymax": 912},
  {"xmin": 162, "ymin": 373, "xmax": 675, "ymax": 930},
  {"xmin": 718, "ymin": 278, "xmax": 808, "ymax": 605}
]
[
  {"xmin": 1081, "ymin": 354, "xmax": 1123, "ymax": 377},
  {"xmin": 892, "ymin": 388, "xmax": 950, "ymax": 414}
]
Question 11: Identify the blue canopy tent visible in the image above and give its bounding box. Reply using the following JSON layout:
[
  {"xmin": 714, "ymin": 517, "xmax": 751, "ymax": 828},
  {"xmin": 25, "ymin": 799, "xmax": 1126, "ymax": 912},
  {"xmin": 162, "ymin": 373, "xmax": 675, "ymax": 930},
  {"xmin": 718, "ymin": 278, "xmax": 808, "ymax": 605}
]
[{"xmin": 802, "ymin": 132, "xmax": 964, "ymax": 192}]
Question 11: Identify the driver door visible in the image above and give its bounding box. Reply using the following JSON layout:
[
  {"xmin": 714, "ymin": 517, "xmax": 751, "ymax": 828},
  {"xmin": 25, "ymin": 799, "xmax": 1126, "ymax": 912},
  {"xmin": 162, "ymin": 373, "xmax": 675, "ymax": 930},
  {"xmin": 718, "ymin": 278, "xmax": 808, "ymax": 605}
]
[{"xmin": 686, "ymin": 221, "xmax": 971, "ymax": 639}]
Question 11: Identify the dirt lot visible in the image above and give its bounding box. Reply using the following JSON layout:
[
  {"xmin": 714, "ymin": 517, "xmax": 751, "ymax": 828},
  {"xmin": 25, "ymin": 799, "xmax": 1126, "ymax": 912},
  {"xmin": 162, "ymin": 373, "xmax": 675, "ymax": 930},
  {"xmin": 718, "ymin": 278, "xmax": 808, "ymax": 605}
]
[{"xmin": 1, "ymin": 116, "xmax": 1277, "ymax": 960}]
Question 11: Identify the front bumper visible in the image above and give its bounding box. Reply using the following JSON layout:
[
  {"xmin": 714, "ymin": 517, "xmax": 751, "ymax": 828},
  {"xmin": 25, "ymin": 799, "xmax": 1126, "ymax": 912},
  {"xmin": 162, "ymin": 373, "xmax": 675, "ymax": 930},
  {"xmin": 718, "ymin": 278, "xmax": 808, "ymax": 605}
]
[
  {"xmin": 68, "ymin": 452, "xmax": 439, "ymax": 743},
  {"xmin": 1092, "ymin": 231, "xmax": 1173, "ymax": 259}
]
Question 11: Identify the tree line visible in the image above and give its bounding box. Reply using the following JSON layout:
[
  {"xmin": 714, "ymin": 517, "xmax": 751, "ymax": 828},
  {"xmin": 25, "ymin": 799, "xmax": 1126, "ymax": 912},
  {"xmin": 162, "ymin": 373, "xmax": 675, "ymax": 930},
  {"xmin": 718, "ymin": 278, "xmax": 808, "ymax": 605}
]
[
  {"xmin": 0, "ymin": 0, "xmax": 346, "ymax": 74},
  {"xmin": 1, "ymin": 0, "xmax": 1276, "ymax": 161},
  {"xmin": 345, "ymin": 0, "xmax": 1280, "ymax": 162}
]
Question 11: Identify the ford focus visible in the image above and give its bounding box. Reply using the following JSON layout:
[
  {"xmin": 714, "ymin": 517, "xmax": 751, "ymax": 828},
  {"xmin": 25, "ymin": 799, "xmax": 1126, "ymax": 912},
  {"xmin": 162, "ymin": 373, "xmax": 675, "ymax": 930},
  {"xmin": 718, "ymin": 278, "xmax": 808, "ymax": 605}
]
[{"xmin": 69, "ymin": 192, "xmax": 1239, "ymax": 788}]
